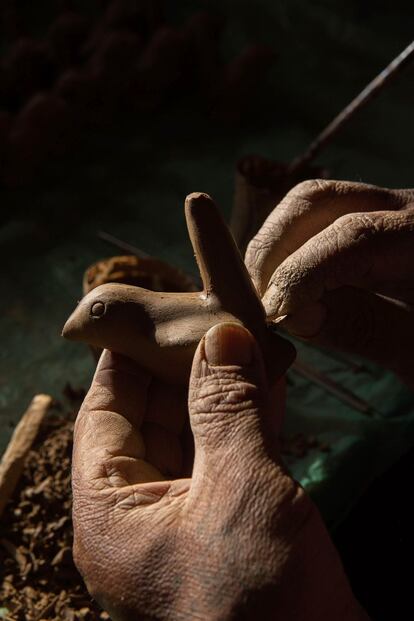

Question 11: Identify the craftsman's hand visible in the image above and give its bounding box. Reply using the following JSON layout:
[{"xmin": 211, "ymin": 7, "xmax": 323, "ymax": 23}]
[
  {"xmin": 245, "ymin": 180, "xmax": 414, "ymax": 385},
  {"xmin": 72, "ymin": 323, "xmax": 367, "ymax": 621}
]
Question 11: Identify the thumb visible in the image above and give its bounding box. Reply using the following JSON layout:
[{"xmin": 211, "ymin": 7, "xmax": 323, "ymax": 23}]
[{"xmin": 188, "ymin": 322, "xmax": 283, "ymax": 478}]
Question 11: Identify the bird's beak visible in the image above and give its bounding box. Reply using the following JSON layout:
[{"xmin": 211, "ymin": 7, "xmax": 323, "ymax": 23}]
[{"xmin": 61, "ymin": 308, "xmax": 84, "ymax": 341}]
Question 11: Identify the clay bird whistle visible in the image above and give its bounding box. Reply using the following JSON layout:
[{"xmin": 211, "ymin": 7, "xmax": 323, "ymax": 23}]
[{"xmin": 62, "ymin": 192, "xmax": 294, "ymax": 383}]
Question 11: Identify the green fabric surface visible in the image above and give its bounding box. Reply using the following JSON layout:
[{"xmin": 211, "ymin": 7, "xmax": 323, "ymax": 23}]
[{"xmin": 285, "ymin": 340, "xmax": 414, "ymax": 526}]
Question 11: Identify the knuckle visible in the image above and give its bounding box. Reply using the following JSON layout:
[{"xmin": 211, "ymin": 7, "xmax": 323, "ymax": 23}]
[
  {"xmin": 389, "ymin": 188, "xmax": 414, "ymax": 208},
  {"xmin": 283, "ymin": 179, "xmax": 345, "ymax": 204},
  {"xmin": 245, "ymin": 221, "xmax": 276, "ymax": 267},
  {"xmin": 287, "ymin": 178, "xmax": 334, "ymax": 201},
  {"xmin": 333, "ymin": 212, "xmax": 378, "ymax": 241},
  {"xmin": 288, "ymin": 179, "xmax": 377, "ymax": 205},
  {"xmin": 269, "ymin": 252, "xmax": 309, "ymax": 293}
]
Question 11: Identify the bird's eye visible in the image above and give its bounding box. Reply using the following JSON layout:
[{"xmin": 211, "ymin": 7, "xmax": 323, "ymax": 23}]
[{"xmin": 91, "ymin": 301, "xmax": 106, "ymax": 317}]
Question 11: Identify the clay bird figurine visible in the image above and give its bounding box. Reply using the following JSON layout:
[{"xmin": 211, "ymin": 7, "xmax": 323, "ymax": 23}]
[{"xmin": 62, "ymin": 192, "xmax": 294, "ymax": 383}]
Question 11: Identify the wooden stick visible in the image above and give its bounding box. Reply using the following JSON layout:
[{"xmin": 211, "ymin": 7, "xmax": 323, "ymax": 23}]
[
  {"xmin": 0, "ymin": 394, "xmax": 53, "ymax": 518},
  {"xmin": 288, "ymin": 40, "xmax": 414, "ymax": 175}
]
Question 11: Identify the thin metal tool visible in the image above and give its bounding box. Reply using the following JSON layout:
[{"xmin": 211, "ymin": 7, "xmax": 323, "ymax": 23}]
[
  {"xmin": 97, "ymin": 230, "xmax": 203, "ymax": 288},
  {"xmin": 97, "ymin": 230, "xmax": 151, "ymax": 258},
  {"xmin": 288, "ymin": 40, "xmax": 414, "ymax": 175},
  {"xmin": 292, "ymin": 359, "xmax": 378, "ymax": 417},
  {"xmin": 299, "ymin": 339, "xmax": 380, "ymax": 376}
]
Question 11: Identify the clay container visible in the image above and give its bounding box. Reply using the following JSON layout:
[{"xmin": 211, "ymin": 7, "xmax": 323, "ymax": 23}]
[{"xmin": 231, "ymin": 154, "xmax": 328, "ymax": 253}]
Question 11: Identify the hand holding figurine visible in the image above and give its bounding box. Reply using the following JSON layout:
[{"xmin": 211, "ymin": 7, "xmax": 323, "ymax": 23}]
[{"xmin": 72, "ymin": 323, "xmax": 367, "ymax": 621}]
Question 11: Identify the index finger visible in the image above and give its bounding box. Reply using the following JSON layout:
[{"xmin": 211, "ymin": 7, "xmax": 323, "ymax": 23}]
[
  {"xmin": 245, "ymin": 179, "xmax": 404, "ymax": 296},
  {"xmin": 262, "ymin": 208, "xmax": 414, "ymax": 320}
]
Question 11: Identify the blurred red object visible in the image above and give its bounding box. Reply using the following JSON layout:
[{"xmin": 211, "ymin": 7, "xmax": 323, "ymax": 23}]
[
  {"xmin": 1, "ymin": 7, "xmax": 26, "ymax": 42},
  {"xmin": 0, "ymin": 110, "xmax": 12, "ymax": 169},
  {"xmin": 87, "ymin": 30, "xmax": 143, "ymax": 118},
  {"xmin": 4, "ymin": 94, "xmax": 72, "ymax": 186},
  {"xmin": 104, "ymin": 0, "xmax": 146, "ymax": 35},
  {"xmin": 48, "ymin": 12, "xmax": 91, "ymax": 67},
  {"xmin": 1, "ymin": 38, "xmax": 57, "ymax": 107},
  {"xmin": 88, "ymin": 30, "xmax": 143, "ymax": 85},
  {"xmin": 128, "ymin": 27, "xmax": 186, "ymax": 111},
  {"xmin": 182, "ymin": 11, "xmax": 225, "ymax": 95},
  {"xmin": 104, "ymin": 0, "xmax": 165, "ymax": 35},
  {"xmin": 54, "ymin": 69, "xmax": 101, "ymax": 127},
  {"xmin": 210, "ymin": 44, "xmax": 276, "ymax": 124}
]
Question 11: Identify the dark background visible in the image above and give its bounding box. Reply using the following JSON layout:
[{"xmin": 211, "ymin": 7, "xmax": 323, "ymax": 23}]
[{"xmin": 1, "ymin": 1, "xmax": 413, "ymax": 619}]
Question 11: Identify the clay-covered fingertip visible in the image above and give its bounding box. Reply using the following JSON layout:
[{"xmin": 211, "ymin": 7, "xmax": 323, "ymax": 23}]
[
  {"xmin": 185, "ymin": 192, "xmax": 214, "ymax": 214},
  {"xmin": 184, "ymin": 192, "xmax": 221, "ymax": 236}
]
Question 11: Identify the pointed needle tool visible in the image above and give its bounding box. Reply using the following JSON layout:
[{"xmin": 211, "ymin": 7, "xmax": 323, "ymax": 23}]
[
  {"xmin": 292, "ymin": 359, "xmax": 380, "ymax": 417},
  {"xmin": 97, "ymin": 230, "xmax": 151, "ymax": 258},
  {"xmin": 288, "ymin": 40, "xmax": 414, "ymax": 175}
]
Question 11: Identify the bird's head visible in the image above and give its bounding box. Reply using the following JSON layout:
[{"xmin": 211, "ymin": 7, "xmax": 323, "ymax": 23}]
[{"xmin": 62, "ymin": 283, "xmax": 154, "ymax": 354}]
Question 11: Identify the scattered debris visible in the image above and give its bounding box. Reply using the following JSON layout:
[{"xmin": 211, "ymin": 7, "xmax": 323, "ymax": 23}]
[
  {"xmin": 0, "ymin": 400, "xmax": 107, "ymax": 620},
  {"xmin": 0, "ymin": 395, "xmax": 53, "ymax": 519},
  {"xmin": 280, "ymin": 432, "xmax": 331, "ymax": 460}
]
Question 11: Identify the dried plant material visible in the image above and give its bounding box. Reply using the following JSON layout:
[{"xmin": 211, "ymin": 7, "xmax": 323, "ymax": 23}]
[{"xmin": 0, "ymin": 396, "xmax": 106, "ymax": 620}]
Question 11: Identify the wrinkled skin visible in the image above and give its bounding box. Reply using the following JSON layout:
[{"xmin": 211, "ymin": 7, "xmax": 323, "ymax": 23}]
[
  {"xmin": 245, "ymin": 180, "xmax": 414, "ymax": 386},
  {"xmin": 73, "ymin": 323, "xmax": 368, "ymax": 620}
]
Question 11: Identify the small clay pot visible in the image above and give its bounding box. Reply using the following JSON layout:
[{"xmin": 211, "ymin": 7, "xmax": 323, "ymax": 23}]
[{"xmin": 231, "ymin": 154, "xmax": 329, "ymax": 253}]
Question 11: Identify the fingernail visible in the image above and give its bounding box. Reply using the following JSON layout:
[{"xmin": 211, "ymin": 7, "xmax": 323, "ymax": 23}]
[{"xmin": 204, "ymin": 323, "xmax": 254, "ymax": 366}]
